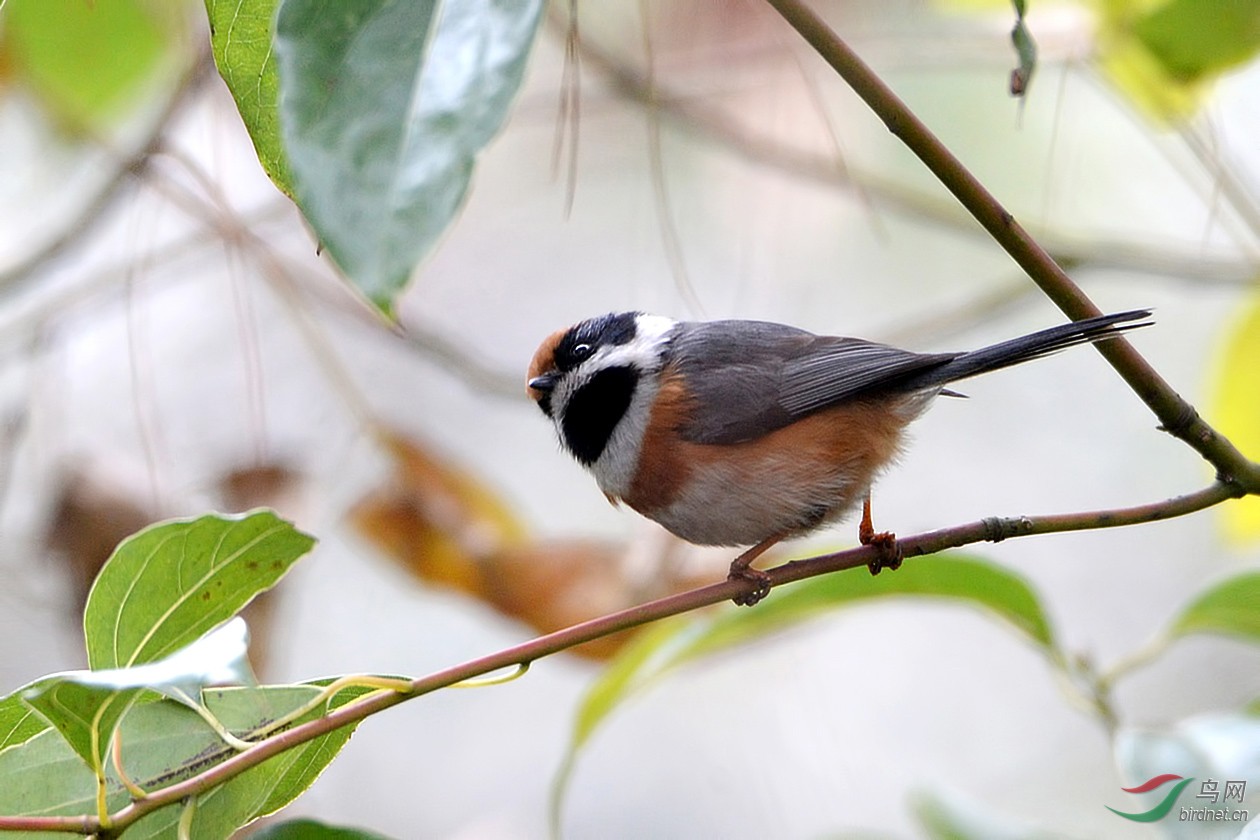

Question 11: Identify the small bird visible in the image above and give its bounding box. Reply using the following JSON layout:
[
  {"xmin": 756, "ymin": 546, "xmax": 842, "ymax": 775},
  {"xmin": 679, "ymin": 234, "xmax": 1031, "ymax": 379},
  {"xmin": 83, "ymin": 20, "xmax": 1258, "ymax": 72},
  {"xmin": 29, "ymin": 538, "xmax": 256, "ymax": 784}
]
[{"xmin": 527, "ymin": 309, "xmax": 1151, "ymax": 605}]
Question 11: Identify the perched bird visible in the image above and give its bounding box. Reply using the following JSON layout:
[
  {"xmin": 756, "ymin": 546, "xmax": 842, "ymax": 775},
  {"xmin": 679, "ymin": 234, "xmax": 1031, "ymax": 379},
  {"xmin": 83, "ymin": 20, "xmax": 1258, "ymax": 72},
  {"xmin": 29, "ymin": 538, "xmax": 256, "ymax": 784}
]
[{"xmin": 527, "ymin": 309, "xmax": 1151, "ymax": 605}]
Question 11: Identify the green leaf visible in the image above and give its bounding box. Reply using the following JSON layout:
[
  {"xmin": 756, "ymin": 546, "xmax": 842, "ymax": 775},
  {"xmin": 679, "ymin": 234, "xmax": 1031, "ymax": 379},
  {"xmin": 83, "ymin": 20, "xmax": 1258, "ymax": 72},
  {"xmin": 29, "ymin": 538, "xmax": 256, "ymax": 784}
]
[
  {"xmin": 553, "ymin": 554, "xmax": 1054, "ymax": 828},
  {"xmin": 0, "ymin": 690, "xmax": 50, "ymax": 755},
  {"xmin": 273, "ymin": 0, "xmax": 545, "ymax": 312},
  {"xmin": 549, "ymin": 619, "xmax": 693, "ymax": 834},
  {"xmin": 124, "ymin": 683, "xmax": 374, "ymax": 839},
  {"xmin": 1, "ymin": 0, "xmax": 175, "ymax": 133},
  {"xmin": 22, "ymin": 619, "xmax": 253, "ymax": 775},
  {"xmin": 913, "ymin": 788, "xmax": 1069, "ymax": 840},
  {"xmin": 680, "ymin": 553, "xmax": 1056, "ymax": 661},
  {"xmin": 1096, "ymin": 0, "xmax": 1260, "ymax": 122},
  {"xmin": 84, "ymin": 510, "xmax": 315, "ymax": 670},
  {"xmin": 205, "ymin": 0, "xmax": 293, "ymax": 195},
  {"xmin": 1132, "ymin": 0, "xmax": 1260, "ymax": 83},
  {"xmin": 20, "ymin": 680, "xmax": 144, "ymax": 781},
  {"xmin": 0, "ymin": 681, "xmax": 373, "ymax": 837},
  {"xmin": 1170, "ymin": 571, "xmax": 1260, "ymax": 642},
  {"xmin": 0, "ymin": 725, "xmax": 100, "ymax": 835},
  {"xmin": 1209, "ymin": 293, "xmax": 1260, "ymax": 544},
  {"xmin": 251, "ymin": 818, "xmax": 396, "ymax": 840}
]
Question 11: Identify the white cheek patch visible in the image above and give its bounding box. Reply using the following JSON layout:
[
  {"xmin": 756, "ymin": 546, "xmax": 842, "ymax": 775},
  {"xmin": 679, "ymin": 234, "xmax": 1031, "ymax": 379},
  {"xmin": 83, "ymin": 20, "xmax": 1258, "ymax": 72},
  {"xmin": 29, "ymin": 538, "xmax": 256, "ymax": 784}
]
[{"xmin": 574, "ymin": 314, "xmax": 678, "ymax": 499}]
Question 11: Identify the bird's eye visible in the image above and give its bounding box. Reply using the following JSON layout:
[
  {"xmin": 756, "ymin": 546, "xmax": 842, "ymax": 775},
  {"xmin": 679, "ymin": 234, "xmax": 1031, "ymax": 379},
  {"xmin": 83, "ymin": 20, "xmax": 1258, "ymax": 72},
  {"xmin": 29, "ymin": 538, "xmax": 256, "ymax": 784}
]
[{"xmin": 572, "ymin": 343, "xmax": 593, "ymax": 361}]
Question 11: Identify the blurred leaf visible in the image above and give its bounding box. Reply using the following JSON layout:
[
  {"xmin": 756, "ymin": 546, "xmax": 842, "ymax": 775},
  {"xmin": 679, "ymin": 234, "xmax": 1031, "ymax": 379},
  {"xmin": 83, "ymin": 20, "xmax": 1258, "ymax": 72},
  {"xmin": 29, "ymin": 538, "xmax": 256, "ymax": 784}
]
[
  {"xmin": 273, "ymin": 0, "xmax": 545, "ymax": 312},
  {"xmin": 352, "ymin": 431, "xmax": 673, "ymax": 660},
  {"xmin": 205, "ymin": 0, "xmax": 293, "ymax": 195},
  {"xmin": 350, "ymin": 430, "xmax": 526, "ymax": 595},
  {"xmin": 913, "ymin": 788, "xmax": 1067, "ymax": 840},
  {"xmin": 553, "ymin": 554, "xmax": 1054, "ymax": 827},
  {"xmin": 43, "ymin": 463, "xmax": 157, "ymax": 614},
  {"xmin": 1210, "ymin": 294, "xmax": 1260, "ymax": 544},
  {"xmin": 1096, "ymin": 0, "xmax": 1260, "ymax": 122},
  {"xmin": 0, "ymin": 681, "xmax": 373, "ymax": 837},
  {"xmin": 0, "ymin": 691, "xmax": 49, "ymax": 755},
  {"xmin": 1170, "ymin": 571, "xmax": 1260, "ymax": 642},
  {"xmin": 478, "ymin": 540, "xmax": 649, "ymax": 660},
  {"xmin": 570, "ymin": 619, "xmax": 691, "ymax": 753},
  {"xmin": 22, "ymin": 619, "xmax": 252, "ymax": 774},
  {"xmin": 1114, "ymin": 713, "xmax": 1260, "ymax": 839},
  {"xmin": 252, "ymin": 818, "xmax": 396, "ymax": 840},
  {"xmin": 679, "ymin": 553, "xmax": 1056, "ymax": 661},
  {"xmin": 1, "ymin": 0, "xmax": 174, "ymax": 133},
  {"xmin": 550, "ymin": 619, "xmax": 691, "ymax": 833},
  {"xmin": 84, "ymin": 510, "xmax": 314, "ymax": 670},
  {"xmin": 1132, "ymin": 0, "xmax": 1260, "ymax": 82}
]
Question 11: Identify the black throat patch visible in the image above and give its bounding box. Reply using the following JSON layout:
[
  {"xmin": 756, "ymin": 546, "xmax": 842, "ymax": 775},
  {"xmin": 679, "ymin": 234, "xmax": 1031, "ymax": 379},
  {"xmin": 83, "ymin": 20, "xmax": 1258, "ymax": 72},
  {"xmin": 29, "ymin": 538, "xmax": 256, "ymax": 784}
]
[{"xmin": 561, "ymin": 365, "xmax": 640, "ymax": 465}]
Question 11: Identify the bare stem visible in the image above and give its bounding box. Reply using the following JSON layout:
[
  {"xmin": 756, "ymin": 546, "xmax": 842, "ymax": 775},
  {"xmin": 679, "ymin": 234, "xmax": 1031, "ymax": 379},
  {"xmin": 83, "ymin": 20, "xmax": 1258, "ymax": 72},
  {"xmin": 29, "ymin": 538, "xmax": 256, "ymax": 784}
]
[
  {"xmin": 0, "ymin": 481, "xmax": 1238, "ymax": 835},
  {"xmin": 760, "ymin": 0, "xmax": 1260, "ymax": 493}
]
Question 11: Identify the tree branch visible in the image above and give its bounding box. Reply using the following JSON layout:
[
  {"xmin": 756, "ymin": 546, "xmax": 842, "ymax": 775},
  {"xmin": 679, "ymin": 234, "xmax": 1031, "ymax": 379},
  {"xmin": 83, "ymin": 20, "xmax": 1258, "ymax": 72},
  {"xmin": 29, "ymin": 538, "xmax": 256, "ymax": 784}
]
[
  {"xmin": 761, "ymin": 0, "xmax": 1260, "ymax": 493},
  {"xmin": 0, "ymin": 51, "xmax": 215, "ymax": 304},
  {"xmin": 0, "ymin": 481, "xmax": 1239, "ymax": 835},
  {"xmin": 555, "ymin": 9, "xmax": 1257, "ymax": 289}
]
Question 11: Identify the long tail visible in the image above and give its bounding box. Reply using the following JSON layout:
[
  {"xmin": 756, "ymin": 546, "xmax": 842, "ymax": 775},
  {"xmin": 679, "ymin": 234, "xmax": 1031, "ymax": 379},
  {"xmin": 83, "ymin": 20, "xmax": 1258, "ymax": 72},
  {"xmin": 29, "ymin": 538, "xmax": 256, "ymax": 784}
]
[{"xmin": 900, "ymin": 309, "xmax": 1153, "ymax": 391}]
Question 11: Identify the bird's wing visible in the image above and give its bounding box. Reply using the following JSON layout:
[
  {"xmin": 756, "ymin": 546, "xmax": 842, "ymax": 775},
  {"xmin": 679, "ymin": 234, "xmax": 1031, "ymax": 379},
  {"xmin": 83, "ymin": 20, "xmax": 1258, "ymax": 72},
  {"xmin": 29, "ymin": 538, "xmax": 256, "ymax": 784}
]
[{"xmin": 667, "ymin": 320, "xmax": 956, "ymax": 445}]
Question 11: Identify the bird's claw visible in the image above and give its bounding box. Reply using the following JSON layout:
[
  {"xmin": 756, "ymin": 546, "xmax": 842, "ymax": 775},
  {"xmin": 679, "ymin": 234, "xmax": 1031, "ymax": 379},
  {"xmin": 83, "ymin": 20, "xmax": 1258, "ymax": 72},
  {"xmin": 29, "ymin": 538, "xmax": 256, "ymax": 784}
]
[
  {"xmin": 729, "ymin": 565, "xmax": 772, "ymax": 607},
  {"xmin": 862, "ymin": 530, "xmax": 902, "ymax": 575}
]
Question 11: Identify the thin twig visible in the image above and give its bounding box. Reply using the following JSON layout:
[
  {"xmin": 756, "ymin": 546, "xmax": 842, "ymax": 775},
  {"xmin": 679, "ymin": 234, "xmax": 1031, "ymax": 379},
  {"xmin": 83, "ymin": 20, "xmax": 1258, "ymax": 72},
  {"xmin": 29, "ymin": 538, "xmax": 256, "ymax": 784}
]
[
  {"xmin": 761, "ymin": 0, "xmax": 1260, "ymax": 493},
  {"xmin": 0, "ymin": 51, "xmax": 215, "ymax": 303},
  {"xmin": 0, "ymin": 481, "xmax": 1238, "ymax": 835},
  {"xmin": 557, "ymin": 11, "xmax": 1258, "ymax": 288}
]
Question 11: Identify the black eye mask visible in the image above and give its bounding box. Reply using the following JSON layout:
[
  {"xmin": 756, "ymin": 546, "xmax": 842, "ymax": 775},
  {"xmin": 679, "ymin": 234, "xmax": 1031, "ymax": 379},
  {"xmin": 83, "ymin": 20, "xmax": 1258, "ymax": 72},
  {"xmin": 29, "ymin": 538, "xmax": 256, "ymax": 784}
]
[{"xmin": 559, "ymin": 365, "xmax": 640, "ymax": 465}]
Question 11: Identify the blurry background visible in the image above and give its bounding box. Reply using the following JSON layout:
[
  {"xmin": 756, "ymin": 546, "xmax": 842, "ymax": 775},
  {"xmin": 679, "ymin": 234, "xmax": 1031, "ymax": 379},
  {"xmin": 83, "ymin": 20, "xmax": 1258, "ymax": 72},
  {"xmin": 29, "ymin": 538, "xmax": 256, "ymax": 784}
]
[{"xmin": 1, "ymin": 0, "xmax": 1259, "ymax": 837}]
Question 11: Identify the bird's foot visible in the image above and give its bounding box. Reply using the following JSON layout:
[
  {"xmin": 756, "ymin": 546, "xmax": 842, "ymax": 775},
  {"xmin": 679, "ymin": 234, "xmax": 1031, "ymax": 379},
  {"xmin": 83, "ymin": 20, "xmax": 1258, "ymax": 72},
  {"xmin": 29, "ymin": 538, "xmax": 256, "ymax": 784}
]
[
  {"xmin": 859, "ymin": 494, "xmax": 902, "ymax": 575},
  {"xmin": 727, "ymin": 534, "xmax": 782, "ymax": 607},
  {"xmin": 728, "ymin": 564, "xmax": 772, "ymax": 607},
  {"xmin": 861, "ymin": 529, "xmax": 903, "ymax": 575}
]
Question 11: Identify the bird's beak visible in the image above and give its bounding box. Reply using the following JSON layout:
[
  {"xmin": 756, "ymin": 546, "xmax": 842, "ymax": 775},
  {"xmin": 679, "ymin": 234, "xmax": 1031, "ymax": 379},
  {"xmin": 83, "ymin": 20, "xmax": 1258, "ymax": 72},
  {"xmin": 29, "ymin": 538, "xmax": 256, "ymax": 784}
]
[{"xmin": 528, "ymin": 373, "xmax": 558, "ymax": 394}]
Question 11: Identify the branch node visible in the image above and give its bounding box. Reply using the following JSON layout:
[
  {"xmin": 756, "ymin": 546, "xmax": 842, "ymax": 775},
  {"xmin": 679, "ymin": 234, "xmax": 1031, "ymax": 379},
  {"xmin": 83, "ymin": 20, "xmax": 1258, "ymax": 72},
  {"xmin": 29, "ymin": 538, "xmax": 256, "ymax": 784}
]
[
  {"xmin": 1155, "ymin": 400, "xmax": 1201, "ymax": 441},
  {"xmin": 982, "ymin": 515, "xmax": 1032, "ymax": 542}
]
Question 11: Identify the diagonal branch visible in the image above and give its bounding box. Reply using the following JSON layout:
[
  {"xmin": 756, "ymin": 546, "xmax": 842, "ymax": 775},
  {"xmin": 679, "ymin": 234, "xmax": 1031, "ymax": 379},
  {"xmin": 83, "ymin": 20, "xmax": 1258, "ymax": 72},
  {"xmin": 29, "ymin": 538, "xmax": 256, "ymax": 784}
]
[
  {"xmin": 761, "ymin": 0, "xmax": 1260, "ymax": 494},
  {"xmin": 0, "ymin": 481, "xmax": 1239, "ymax": 835}
]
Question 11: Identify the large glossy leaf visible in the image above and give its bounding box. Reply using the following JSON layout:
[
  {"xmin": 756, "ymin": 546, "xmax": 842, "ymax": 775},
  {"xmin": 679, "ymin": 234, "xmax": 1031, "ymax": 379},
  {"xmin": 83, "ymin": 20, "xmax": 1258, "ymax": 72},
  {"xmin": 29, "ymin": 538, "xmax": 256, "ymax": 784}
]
[
  {"xmin": 553, "ymin": 554, "xmax": 1055, "ymax": 828},
  {"xmin": 22, "ymin": 619, "xmax": 252, "ymax": 775},
  {"xmin": 1210, "ymin": 293, "xmax": 1260, "ymax": 544},
  {"xmin": 0, "ymin": 681, "xmax": 374, "ymax": 838},
  {"xmin": 205, "ymin": 0, "xmax": 292, "ymax": 194},
  {"xmin": 1170, "ymin": 571, "xmax": 1260, "ymax": 643},
  {"xmin": 273, "ymin": 0, "xmax": 545, "ymax": 312},
  {"xmin": 1, "ymin": 0, "xmax": 176, "ymax": 132},
  {"xmin": 84, "ymin": 511, "xmax": 314, "ymax": 670}
]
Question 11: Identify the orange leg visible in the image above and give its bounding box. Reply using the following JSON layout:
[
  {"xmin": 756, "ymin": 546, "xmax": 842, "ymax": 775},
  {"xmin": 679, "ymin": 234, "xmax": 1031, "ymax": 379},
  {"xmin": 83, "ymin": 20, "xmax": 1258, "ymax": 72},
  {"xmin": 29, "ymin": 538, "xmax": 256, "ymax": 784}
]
[
  {"xmin": 727, "ymin": 533, "xmax": 783, "ymax": 607},
  {"xmin": 859, "ymin": 493, "xmax": 902, "ymax": 575}
]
